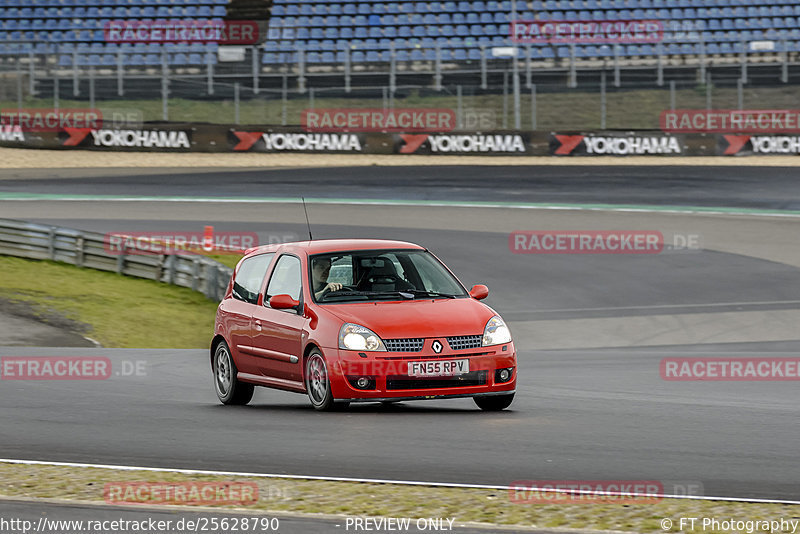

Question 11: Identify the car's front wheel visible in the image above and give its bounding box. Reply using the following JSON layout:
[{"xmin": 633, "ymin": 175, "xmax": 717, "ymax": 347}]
[
  {"xmin": 213, "ymin": 340, "xmax": 254, "ymax": 405},
  {"xmin": 305, "ymin": 349, "xmax": 348, "ymax": 411},
  {"xmin": 474, "ymin": 393, "xmax": 514, "ymax": 411}
]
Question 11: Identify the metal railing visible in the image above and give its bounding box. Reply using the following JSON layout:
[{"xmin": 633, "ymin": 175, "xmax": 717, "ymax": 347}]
[
  {"xmin": 0, "ymin": 38, "xmax": 798, "ymax": 130},
  {"xmin": 0, "ymin": 219, "xmax": 233, "ymax": 301}
]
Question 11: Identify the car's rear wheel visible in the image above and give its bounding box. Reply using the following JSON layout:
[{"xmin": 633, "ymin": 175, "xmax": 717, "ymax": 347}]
[
  {"xmin": 474, "ymin": 393, "xmax": 514, "ymax": 411},
  {"xmin": 306, "ymin": 349, "xmax": 348, "ymax": 411},
  {"xmin": 213, "ymin": 340, "xmax": 254, "ymax": 405}
]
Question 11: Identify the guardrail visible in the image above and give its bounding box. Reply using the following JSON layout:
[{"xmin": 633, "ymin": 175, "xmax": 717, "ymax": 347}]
[{"xmin": 0, "ymin": 218, "xmax": 233, "ymax": 301}]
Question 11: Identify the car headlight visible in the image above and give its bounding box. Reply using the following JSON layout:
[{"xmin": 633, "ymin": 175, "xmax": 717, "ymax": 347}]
[
  {"xmin": 338, "ymin": 323, "xmax": 387, "ymax": 351},
  {"xmin": 482, "ymin": 316, "xmax": 512, "ymax": 346}
]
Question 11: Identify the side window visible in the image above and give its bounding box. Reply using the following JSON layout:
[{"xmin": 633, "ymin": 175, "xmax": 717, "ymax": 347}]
[
  {"xmin": 266, "ymin": 255, "xmax": 302, "ymax": 302},
  {"xmin": 232, "ymin": 253, "xmax": 275, "ymax": 304}
]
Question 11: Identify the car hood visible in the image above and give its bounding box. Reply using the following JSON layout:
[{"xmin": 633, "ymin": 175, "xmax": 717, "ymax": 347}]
[{"xmin": 322, "ymin": 297, "xmax": 496, "ymax": 339}]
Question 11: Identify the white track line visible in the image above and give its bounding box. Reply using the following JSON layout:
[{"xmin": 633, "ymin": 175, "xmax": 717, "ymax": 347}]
[
  {"xmin": 1, "ymin": 459, "xmax": 798, "ymax": 505},
  {"xmin": 518, "ymin": 299, "xmax": 800, "ymax": 314},
  {"xmin": 3, "ymin": 195, "xmax": 800, "ymax": 218}
]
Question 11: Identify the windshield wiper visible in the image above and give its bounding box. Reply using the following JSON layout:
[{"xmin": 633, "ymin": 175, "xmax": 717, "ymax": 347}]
[
  {"xmin": 367, "ymin": 290, "xmax": 457, "ymax": 299},
  {"xmin": 318, "ymin": 290, "xmax": 371, "ymax": 301},
  {"xmin": 404, "ymin": 289, "xmax": 457, "ymax": 299},
  {"xmin": 365, "ymin": 291, "xmax": 416, "ymax": 300},
  {"xmin": 319, "ymin": 290, "xmax": 457, "ymax": 301}
]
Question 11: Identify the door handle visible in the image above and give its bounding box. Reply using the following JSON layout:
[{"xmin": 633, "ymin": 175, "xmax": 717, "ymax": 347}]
[{"xmin": 254, "ymin": 320, "xmax": 262, "ymax": 331}]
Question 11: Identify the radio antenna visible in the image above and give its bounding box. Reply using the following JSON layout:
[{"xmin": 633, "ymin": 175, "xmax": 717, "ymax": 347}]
[{"xmin": 301, "ymin": 197, "xmax": 313, "ymax": 241}]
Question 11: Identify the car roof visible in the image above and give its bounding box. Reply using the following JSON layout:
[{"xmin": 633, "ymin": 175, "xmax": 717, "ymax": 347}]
[{"xmin": 243, "ymin": 239, "xmax": 425, "ymax": 258}]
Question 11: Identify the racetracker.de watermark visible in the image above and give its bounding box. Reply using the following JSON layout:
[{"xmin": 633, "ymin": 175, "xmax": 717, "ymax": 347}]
[
  {"xmin": 103, "ymin": 20, "xmax": 259, "ymax": 44},
  {"xmin": 301, "ymin": 108, "xmax": 456, "ymax": 132},
  {"xmin": 660, "ymin": 357, "xmax": 800, "ymax": 381},
  {"xmin": 104, "ymin": 482, "xmax": 259, "ymax": 506},
  {"xmin": 661, "ymin": 109, "xmax": 800, "ymax": 133},
  {"xmin": 511, "ymin": 20, "xmax": 664, "ymax": 43},
  {"xmin": 0, "ymin": 357, "xmax": 145, "ymax": 380},
  {"xmin": 1, "ymin": 357, "xmax": 109, "ymax": 380},
  {"xmin": 104, "ymin": 227, "xmax": 258, "ymax": 255},
  {"xmin": 1, "ymin": 108, "xmax": 102, "ymax": 132},
  {"xmin": 509, "ymin": 480, "xmax": 704, "ymax": 504},
  {"xmin": 509, "ymin": 231, "xmax": 702, "ymax": 254}
]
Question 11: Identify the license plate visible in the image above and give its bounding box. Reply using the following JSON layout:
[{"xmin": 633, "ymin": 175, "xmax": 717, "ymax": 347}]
[{"xmin": 407, "ymin": 359, "xmax": 470, "ymax": 377}]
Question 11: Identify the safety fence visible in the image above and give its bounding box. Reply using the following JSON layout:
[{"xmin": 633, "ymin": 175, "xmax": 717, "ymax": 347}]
[{"xmin": 0, "ymin": 219, "xmax": 233, "ymax": 301}]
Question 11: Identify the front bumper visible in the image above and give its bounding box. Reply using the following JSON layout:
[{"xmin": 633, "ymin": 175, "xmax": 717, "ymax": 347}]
[{"xmin": 328, "ymin": 341, "xmax": 517, "ymax": 401}]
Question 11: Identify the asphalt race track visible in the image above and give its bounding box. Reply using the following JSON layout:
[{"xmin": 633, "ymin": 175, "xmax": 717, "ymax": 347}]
[
  {"xmin": 0, "ymin": 165, "xmax": 799, "ymax": 503},
  {"xmin": 1, "ymin": 164, "xmax": 800, "ymax": 210}
]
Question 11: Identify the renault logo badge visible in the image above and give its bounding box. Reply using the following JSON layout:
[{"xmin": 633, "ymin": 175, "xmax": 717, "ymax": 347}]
[{"xmin": 432, "ymin": 340, "xmax": 443, "ymax": 353}]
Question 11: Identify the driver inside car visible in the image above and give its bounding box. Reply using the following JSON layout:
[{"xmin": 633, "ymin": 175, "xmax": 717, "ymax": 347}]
[{"xmin": 312, "ymin": 257, "xmax": 342, "ymax": 300}]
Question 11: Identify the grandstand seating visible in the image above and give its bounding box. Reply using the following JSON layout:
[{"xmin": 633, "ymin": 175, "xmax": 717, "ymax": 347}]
[
  {"xmin": 263, "ymin": 0, "xmax": 800, "ymax": 64},
  {"xmin": 0, "ymin": 0, "xmax": 227, "ymax": 66},
  {"xmin": 1, "ymin": 0, "xmax": 799, "ymax": 67}
]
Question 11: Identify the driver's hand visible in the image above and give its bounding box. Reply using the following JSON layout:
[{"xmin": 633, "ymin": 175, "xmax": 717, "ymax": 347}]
[{"xmin": 325, "ymin": 282, "xmax": 343, "ymax": 292}]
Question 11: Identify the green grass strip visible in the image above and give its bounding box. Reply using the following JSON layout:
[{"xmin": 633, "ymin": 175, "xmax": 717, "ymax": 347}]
[{"xmin": 0, "ymin": 256, "xmax": 220, "ymax": 348}]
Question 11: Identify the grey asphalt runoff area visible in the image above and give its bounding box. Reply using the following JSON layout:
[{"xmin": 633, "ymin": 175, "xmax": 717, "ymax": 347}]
[{"xmin": 0, "ymin": 165, "xmax": 799, "ymax": 520}]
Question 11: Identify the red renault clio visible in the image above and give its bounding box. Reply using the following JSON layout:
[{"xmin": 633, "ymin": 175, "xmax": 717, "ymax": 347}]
[{"xmin": 210, "ymin": 239, "xmax": 516, "ymax": 411}]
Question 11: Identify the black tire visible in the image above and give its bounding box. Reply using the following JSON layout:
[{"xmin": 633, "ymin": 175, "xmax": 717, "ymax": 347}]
[
  {"xmin": 473, "ymin": 393, "xmax": 515, "ymax": 411},
  {"xmin": 213, "ymin": 340, "xmax": 254, "ymax": 405},
  {"xmin": 305, "ymin": 349, "xmax": 337, "ymax": 411}
]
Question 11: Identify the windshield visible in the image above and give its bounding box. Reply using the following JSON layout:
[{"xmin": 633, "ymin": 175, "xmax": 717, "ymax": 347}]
[{"xmin": 309, "ymin": 249, "xmax": 468, "ymax": 303}]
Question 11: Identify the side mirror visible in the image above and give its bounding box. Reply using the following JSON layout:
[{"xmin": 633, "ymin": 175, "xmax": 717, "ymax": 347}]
[
  {"xmin": 270, "ymin": 294, "xmax": 300, "ymax": 310},
  {"xmin": 469, "ymin": 284, "xmax": 489, "ymax": 300}
]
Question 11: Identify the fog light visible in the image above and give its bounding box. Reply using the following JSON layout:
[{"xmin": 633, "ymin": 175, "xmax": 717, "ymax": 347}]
[
  {"xmin": 347, "ymin": 376, "xmax": 376, "ymax": 390},
  {"xmin": 495, "ymin": 367, "xmax": 513, "ymax": 383}
]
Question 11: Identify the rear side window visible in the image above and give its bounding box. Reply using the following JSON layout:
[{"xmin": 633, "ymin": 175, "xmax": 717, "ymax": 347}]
[
  {"xmin": 232, "ymin": 253, "xmax": 275, "ymax": 304},
  {"xmin": 266, "ymin": 254, "xmax": 302, "ymax": 301}
]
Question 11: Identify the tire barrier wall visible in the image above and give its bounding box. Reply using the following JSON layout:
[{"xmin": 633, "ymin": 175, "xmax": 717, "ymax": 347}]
[{"xmin": 1, "ymin": 123, "xmax": 798, "ymax": 156}]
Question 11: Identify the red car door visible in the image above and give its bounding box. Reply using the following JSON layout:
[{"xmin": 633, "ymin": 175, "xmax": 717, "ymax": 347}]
[
  {"xmin": 250, "ymin": 254, "xmax": 307, "ymax": 386},
  {"xmin": 223, "ymin": 252, "xmax": 275, "ymax": 375}
]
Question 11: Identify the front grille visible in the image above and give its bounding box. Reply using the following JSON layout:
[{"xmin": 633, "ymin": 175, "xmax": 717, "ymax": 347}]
[
  {"xmin": 386, "ymin": 371, "xmax": 488, "ymax": 390},
  {"xmin": 446, "ymin": 335, "xmax": 483, "ymax": 350},
  {"xmin": 378, "ymin": 352, "xmax": 490, "ymax": 361},
  {"xmin": 384, "ymin": 338, "xmax": 424, "ymax": 352}
]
